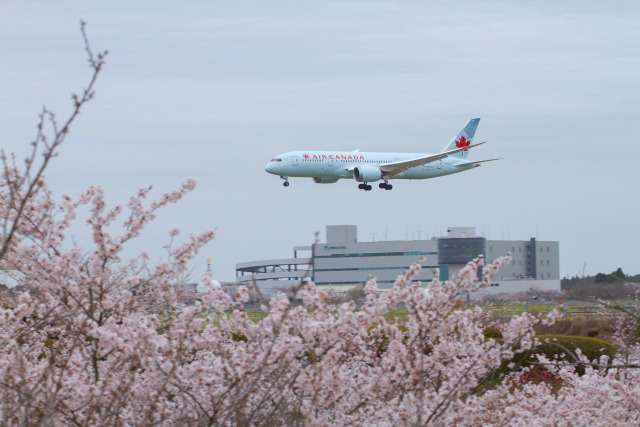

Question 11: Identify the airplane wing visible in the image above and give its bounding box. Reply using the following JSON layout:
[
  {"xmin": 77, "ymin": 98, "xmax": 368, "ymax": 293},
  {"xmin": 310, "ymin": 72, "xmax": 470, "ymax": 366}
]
[
  {"xmin": 453, "ymin": 158, "xmax": 500, "ymax": 167},
  {"xmin": 378, "ymin": 141, "xmax": 486, "ymax": 176}
]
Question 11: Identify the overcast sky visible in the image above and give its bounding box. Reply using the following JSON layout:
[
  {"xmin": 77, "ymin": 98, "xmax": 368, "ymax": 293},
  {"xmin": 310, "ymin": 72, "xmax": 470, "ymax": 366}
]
[{"xmin": 2, "ymin": 1, "xmax": 639, "ymax": 281}]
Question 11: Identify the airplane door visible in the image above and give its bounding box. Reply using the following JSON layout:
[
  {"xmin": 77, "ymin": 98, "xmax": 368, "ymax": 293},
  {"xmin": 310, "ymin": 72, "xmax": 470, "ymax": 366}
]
[
  {"xmin": 328, "ymin": 157, "xmax": 333, "ymax": 166},
  {"xmin": 292, "ymin": 156, "xmax": 298, "ymax": 166},
  {"xmin": 437, "ymin": 160, "xmax": 442, "ymax": 169}
]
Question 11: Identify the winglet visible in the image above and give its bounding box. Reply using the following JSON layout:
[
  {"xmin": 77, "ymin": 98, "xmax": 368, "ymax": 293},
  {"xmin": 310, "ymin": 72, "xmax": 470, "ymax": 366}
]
[{"xmin": 441, "ymin": 140, "xmax": 485, "ymax": 157}]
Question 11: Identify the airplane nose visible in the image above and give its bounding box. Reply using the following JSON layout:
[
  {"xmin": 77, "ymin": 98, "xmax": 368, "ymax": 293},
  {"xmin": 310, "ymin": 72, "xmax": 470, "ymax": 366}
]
[{"xmin": 265, "ymin": 163, "xmax": 276, "ymax": 174}]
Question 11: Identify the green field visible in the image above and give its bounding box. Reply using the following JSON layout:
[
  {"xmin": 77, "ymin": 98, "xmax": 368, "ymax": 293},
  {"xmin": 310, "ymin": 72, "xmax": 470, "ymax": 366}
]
[{"xmin": 237, "ymin": 300, "xmax": 634, "ymax": 323}]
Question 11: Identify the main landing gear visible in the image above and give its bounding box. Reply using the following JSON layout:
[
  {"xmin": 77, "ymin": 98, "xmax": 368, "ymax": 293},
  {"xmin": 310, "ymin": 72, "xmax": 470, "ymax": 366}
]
[{"xmin": 358, "ymin": 182, "xmax": 393, "ymax": 191}]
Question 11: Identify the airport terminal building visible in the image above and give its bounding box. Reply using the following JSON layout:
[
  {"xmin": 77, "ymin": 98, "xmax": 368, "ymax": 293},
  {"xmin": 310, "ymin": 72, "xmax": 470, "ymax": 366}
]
[{"xmin": 235, "ymin": 225, "xmax": 560, "ymax": 296}]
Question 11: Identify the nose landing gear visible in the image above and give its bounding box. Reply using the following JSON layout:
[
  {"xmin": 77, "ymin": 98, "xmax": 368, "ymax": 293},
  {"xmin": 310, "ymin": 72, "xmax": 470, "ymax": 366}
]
[{"xmin": 281, "ymin": 176, "xmax": 289, "ymax": 187}]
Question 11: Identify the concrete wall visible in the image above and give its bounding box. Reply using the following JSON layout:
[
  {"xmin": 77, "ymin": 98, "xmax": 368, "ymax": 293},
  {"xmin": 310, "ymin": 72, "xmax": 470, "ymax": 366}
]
[
  {"xmin": 487, "ymin": 240, "xmax": 559, "ymax": 281},
  {"xmin": 479, "ymin": 279, "xmax": 561, "ymax": 296},
  {"xmin": 313, "ymin": 238, "xmax": 440, "ymax": 287}
]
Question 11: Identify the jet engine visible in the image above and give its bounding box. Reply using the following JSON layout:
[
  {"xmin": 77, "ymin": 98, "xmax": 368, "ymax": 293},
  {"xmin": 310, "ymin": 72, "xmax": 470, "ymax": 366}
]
[
  {"xmin": 353, "ymin": 165, "xmax": 383, "ymax": 182},
  {"xmin": 313, "ymin": 177, "xmax": 339, "ymax": 184}
]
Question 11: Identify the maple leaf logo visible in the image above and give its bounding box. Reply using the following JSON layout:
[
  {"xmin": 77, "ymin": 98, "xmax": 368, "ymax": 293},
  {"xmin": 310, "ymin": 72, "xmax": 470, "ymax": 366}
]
[
  {"xmin": 455, "ymin": 136, "xmax": 470, "ymax": 151},
  {"xmin": 303, "ymin": 154, "xmax": 310, "ymax": 159}
]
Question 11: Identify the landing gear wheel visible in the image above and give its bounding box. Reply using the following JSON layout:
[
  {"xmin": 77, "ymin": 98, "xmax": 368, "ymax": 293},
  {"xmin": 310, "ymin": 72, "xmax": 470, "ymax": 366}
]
[
  {"xmin": 386, "ymin": 184, "xmax": 393, "ymax": 190},
  {"xmin": 365, "ymin": 184, "xmax": 372, "ymax": 191},
  {"xmin": 358, "ymin": 183, "xmax": 365, "ymax": 190},
  {"xmin": 283, "ymin": 181, "xmax": 290, "ymax": 187},
  {"xmin": 379, "ymin": 183, "xmax": 386, "ymax": 189}
]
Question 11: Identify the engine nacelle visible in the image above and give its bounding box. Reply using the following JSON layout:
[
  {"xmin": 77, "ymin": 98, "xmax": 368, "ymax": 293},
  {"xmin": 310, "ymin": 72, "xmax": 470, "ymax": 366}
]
[
  {"xmin": 313, "ymin": 177, "xmax": 339, "ymax": 184},
  {"xmin": 353, "ymin": 165, "xmax": 383, "ymax": 182}
]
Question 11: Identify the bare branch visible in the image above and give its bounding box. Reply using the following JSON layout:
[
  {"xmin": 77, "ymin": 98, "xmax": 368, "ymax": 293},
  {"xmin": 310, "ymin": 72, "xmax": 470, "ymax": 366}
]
[{"xmin": 0, "ymin": 22, "xmax": 107, "ymax": 262}]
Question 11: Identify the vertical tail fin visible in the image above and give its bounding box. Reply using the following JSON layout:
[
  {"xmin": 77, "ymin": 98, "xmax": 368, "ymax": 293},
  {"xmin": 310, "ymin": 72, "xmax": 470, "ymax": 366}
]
[{"xmin": 441, "ymin": 118, "xmax": 480, "ymax": 159}]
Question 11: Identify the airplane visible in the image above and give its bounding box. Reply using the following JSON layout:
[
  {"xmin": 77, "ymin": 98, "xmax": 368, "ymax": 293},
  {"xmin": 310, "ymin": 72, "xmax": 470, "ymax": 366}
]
[{"xmin": 264, "ymin": 118, "xmax": 498, "ymax": 191}]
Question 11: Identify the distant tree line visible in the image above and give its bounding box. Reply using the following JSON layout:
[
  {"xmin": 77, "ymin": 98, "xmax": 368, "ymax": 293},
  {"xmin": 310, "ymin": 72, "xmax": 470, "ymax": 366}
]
[
  {"xmin": 562, "ymin": 268, "xmax": 639, "ymax": 289},
  {"xmin": 561, "ymin": 268, "xmax": 640, "ymax": 300}
]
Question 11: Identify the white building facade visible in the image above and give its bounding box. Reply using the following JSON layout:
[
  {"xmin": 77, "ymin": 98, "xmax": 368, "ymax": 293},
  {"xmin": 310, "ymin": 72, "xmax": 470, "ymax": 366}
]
[{"xmin": 236, "ymin": 225, "xmax": 560, "ymax": 295}]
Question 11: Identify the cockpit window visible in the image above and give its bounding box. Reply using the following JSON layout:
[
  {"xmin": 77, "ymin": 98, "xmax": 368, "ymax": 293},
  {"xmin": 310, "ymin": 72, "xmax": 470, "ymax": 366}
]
[{"xmin": 270, "ymin": 158, "xmax": 282, "ymax": 162}]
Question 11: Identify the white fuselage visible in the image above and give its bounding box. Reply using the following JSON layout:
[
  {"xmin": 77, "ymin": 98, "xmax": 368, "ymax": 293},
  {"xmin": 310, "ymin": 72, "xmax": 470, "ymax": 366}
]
[{"xmin": 265, "ymin": 151, "xmax": 477, "ymax": 181}]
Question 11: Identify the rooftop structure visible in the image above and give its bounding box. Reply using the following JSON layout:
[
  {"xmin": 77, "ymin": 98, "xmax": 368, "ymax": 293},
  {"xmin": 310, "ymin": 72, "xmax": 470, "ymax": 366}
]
[{"xmin": 235, "ymin": 247, "xmax": 313, "ymax": 292}]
